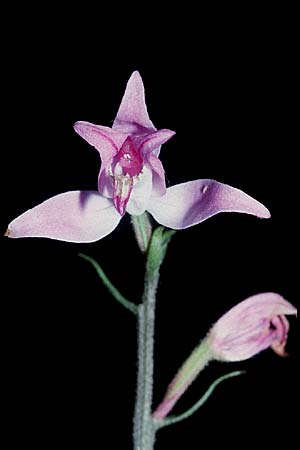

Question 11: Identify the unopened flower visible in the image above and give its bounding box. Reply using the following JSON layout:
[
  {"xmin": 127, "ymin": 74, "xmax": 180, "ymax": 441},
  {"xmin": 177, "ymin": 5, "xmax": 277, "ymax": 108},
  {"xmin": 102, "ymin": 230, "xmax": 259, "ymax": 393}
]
[
  {"xmin": 153, "ymin": 293, "xmax": 296, "ymax": 421},
  {"xmin": 6, "ymin": 72, "xmax": 270, "ymax": 242},
  {"xmin": 208, "ymin": 292, "xmax": 297, "ymax": 361}
]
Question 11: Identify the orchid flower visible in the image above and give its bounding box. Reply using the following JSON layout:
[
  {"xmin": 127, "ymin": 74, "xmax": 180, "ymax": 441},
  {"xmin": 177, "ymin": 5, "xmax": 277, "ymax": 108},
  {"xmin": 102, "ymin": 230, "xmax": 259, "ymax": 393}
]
[
  {"xmin": 153, "ymin": 293, "xmax": 296, "ymax": 421},
  {"xmin": 208, "ymin": 292, "xmax": 297, "ymax": 361},
  {"xmin": 6, "ymin": 72, "xmax": 270, "ymax": 243}
]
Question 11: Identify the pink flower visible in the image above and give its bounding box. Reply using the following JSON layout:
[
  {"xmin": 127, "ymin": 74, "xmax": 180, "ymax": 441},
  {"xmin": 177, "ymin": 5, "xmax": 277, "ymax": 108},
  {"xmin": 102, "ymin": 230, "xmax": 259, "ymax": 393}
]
[
  {"xmin": 6, "ymin": 72, "xmax": 270, "ymax": 243},
  {"xmin": 208, "ymin": 293, "xmax": 297, "ymax": 361},
  {"xmin": 153, "ymin": 293, "xmax": 296, "ymax": 421}
]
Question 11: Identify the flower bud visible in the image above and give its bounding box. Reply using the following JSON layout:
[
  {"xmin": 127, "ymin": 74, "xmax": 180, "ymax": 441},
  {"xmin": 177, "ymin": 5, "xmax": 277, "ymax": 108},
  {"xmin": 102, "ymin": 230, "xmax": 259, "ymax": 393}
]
[{"xmin": 208, "ymin": 293, "xmax": 296, "ymax": 362}]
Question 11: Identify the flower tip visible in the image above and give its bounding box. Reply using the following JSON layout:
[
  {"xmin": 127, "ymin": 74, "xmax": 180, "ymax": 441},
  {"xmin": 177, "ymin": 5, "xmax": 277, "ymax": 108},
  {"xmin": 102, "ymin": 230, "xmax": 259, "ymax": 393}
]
[
  {"xmin": 73, "ymin": 121, "xmax": 82, "ymax": 132},
  {"xmin": 261, "ymin": 207, "xmax": 271, "ymax": 219},
  {"xmin": 4, "ymin": 228, "xmax": 11, "ymax": 237},
  {"xmin": 271, "ymin": 343, "xmax": 289, "ymax": 358},
  {"xmin": 131, "ymin": 70, "xmax": 141, "ymax": 79},
  {"xmin": 254, "ymin": 202, "xmax": 271, "ymax": 219},
  {"xmin": 168, "ymin": 129, "xmax": 176, "ymax": 138}
]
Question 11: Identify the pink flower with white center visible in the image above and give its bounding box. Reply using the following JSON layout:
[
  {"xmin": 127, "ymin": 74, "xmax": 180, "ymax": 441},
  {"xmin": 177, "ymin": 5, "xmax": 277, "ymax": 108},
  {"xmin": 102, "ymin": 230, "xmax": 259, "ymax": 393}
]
[
  {"xmin": 208, "ymin": 293, "xmax": 297, "ymax": 361},
  {"xmin": 6, "ymin": 72, "xmax": 270, "ymax": 243}
]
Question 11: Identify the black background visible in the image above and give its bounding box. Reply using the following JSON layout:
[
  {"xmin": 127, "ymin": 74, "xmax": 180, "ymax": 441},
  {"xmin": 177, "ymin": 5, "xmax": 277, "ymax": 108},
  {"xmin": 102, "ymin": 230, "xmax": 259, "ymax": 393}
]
[{"xmin": 1, "ymin": 6, "xmax": 297, "ymax": 449}]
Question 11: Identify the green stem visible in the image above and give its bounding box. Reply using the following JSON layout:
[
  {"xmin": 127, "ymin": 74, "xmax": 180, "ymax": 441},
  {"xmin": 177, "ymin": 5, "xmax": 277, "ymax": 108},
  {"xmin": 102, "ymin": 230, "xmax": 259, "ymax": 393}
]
[
  {"xmin": 131, "ymin": 212, "xmax": 152, "ymax": 253},
  {"xmin": 133, "ymin": 227, "xmax": 174, "ymax": 450},
  {"xmin": 79, "ymin": 253, "xmax": 137, "ymax": 315},
  {"xmin": 133, "ymin": 276, "xmax": 159, "ymax": 449},
  {"xmin": 156, "ymin": 371, "xmax": 245, "ymax": 429}
]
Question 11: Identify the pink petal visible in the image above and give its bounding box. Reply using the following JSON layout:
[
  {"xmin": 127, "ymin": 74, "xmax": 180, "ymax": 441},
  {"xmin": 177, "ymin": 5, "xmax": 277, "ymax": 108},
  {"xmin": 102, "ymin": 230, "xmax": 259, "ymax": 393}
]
[
  {"xmin": 216, "ymin": 293, "xmax": 297, "ymax": 334},
  {"xmin": 74, "ymin": 121, "xmax": 126, "ymax": 198},
  {"xmin": 74, "ymin": 121, "xmax": 125, "ymax": 161},
  {"xmin": 270, "ymin": 315, "xmax": 290, "ymax": 356},
  {"xmin": 147, "ymin": 179, "xmax": 271, "ymax": 229},
  {"xmin": 147, "ymin": 152, "xmax": 166, "ymax": 196},
  {"xmin": 126, "ymin": 166, "xmax": 153, "ymax": 215},
  {"xmin": 98, "ymin": 167, "xmax": 114, "ymax": 198},
  {"xmin": 209, "ymin": 293, "xmax": 296, "ymax": 361},
  {"xmin": 6, "ymin": 191, "xmax": 121, "ymax": 243},
  {"xmin": 136, "ymin": 129, "xmax": 176, "ymax": 157},
  {"xmin": 112, "ymin": 71, "xmax": 156, "ymax": 135}
]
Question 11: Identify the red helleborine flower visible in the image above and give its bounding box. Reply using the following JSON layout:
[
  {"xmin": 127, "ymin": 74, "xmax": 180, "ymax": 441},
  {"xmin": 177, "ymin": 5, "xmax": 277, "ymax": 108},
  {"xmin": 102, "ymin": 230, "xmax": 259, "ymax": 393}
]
[
  {"xmin": 153, "ymin": 293, "xmax": 296, "ymax": 421},
  {"xmin": 6, "ymin": 72, "xmax": 270, "ymax": 242},
  {"xmin": 208, "ymin": 292, "xmax": 297, "ymax": 361}
]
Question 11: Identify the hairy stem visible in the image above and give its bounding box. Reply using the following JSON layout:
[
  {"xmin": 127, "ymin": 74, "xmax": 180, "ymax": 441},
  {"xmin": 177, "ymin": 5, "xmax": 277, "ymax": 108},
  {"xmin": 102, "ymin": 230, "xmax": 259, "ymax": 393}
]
[
  {"xmin": 133, "ymin": 271, "xmax": 159, "ymax": 449},
  {"xmin": 133, "ymin": 227, "xmax": 173, "ymax": 449},
  {"xmin": 131, "ymin": 212, "xmax": 152, "ymax": 253}
]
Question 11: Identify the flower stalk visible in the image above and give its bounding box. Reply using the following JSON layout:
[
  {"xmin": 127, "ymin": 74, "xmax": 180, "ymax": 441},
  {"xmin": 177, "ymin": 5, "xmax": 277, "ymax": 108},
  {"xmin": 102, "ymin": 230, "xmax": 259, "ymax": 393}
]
[
  {"xmin": 152, "ymin": 338, "xmax": 213, "ymax": 421},
  {"xmin": 133, "ymin": 226, "xmax": 174, "ymax": 450},
  {"xmin": 131, "ymin": 212, "xmax": 152, "ymax": 253},
  {"xmin": 155, "ymin": 370, "xmax": 245, "ymax": 429}
]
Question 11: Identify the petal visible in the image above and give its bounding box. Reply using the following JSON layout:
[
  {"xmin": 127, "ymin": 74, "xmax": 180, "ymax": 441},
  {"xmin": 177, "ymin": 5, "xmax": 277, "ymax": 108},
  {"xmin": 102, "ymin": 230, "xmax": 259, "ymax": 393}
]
[
  {"xmin": 126, "ymin": 165, "xmax": 153, "ymax": 215},
  {"xmin": 136, "ymin": 129, "xmax": 176, "ymax": 157},
  {"xmin": 147, "ymin": 179, "xmax": 271, "ymax": 229},
  {"xmin": 74, "ymin": 121, "xmax": 125, "ymax": 162},
  {"xmin": 113, "ymin": 174, "xmax": 134, "ymax": 216},
  {"xmin": 209, "ymin": 293, "xmax": 296, "ymax": 362},
  {"xmin": 74, "ymin": 122, "xmax": 126, "ymax": 199},
  {"xmin": 6, "ymin": 191, "xmax": 121, "ymax": 243},
  {"xmin": 213, "ymin": 330, "xmax": 275, "ymax": 362},
  {"xmin": 270, "ymin": 315, "xmax": 290, "ymax": 356},
  {"xmin": 216, "ymin": 293, "xmax": 297, "ymax": 335},
  {"xmin": 98, "ymin": 166, "xmax": 114, "ymax": 198},
  {"xmin": 112, "ymin": 71, "xmax": 156, "ymax": 135},
  {"xmin": 147, "ymin": 153, "xmax": 166, "ymax": 196}
]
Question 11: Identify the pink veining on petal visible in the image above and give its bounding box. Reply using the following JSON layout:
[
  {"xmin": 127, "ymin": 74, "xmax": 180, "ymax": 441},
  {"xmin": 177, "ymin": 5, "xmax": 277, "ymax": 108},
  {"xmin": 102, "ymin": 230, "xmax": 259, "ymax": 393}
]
[
  {"xmin": 74, "ymin": 121, "xmax": 127, "ymax": 200},
  {"xmin": 208, "ymin": 293, "xmax": 297, "ymax": 362},
  {"xmin": 137, "ymin": 129, "xmax": 176, "ymax": 157},
  {"xmin": 270, "ymin": 315, "xmax": 290, "ymax": 356},
  {"xmin": 74, "ymin": 121, "xmax": 124, "ymax": 159}
]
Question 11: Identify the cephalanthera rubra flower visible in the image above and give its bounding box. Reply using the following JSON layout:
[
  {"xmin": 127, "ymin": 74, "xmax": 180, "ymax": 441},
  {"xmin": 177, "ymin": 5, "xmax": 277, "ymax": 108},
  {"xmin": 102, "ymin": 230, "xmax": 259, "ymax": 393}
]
[
  {"xmin": 153, "ymin": 293, "xmax": 296, "ymax": 421},
  {"xmin": 6, "ymin": 72, "xmax": 270, "ymax": 243},
  {"xmin": 208, "ymin": 292, "xmax": 297, "ymax": 361}
]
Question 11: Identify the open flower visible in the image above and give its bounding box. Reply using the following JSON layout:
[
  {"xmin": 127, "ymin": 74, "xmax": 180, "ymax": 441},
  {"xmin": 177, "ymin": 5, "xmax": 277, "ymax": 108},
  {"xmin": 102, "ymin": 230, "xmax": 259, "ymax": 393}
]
[
  {"xmin": 6, "ymin": 72, "xmax": 270, "ymax": 242},
  {"xmin": 208, "ymin": 292, "xmax": 297, "ymax": 361}
]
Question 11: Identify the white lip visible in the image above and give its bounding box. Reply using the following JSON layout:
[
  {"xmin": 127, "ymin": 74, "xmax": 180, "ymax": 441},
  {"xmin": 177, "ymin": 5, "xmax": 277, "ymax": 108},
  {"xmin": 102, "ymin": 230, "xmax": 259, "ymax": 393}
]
[{"xmin": 126, "ymin": 165, "xmax": 153, "ymax": 216}]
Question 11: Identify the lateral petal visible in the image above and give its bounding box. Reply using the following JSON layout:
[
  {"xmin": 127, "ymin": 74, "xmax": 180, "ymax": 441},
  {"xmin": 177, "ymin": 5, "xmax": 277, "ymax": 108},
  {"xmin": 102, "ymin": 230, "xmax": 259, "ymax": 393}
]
[
  {"xmin": 74, "ymin": 121, "xmax": 124, "ymax": 162},
  {"xmin": 147, "ymin": 179, "xmax": 270, "ymax": 229},
  {"xmin": 6, "ymin": 191, "xmax": 121, "ymax": 243}
]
